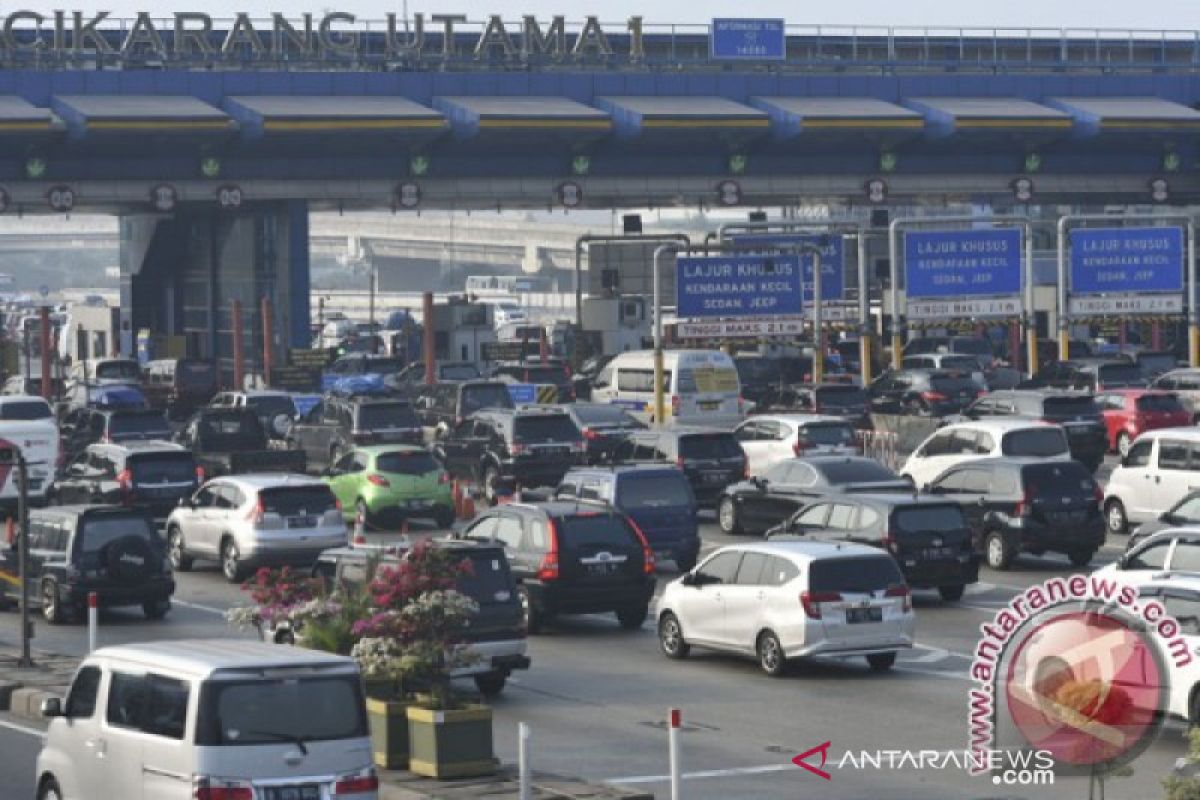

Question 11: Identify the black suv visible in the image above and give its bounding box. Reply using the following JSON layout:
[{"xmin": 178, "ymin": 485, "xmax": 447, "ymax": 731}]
[
  {"xmin": 770, "ymin": 383, "xmax": 870, "ymax": 428},
  {"xmin": 1036, "ymin": 359, "xmax": 1146, "ymax": 391},
  {"xmin": 612, "ymin": 427, "xmax": 746, "ymax": 507},
  {"xmin": 60, "ymin": 407, "xmax": 172, "ymax": 463},
  {"xmin": 457, "ymin": 501, "xmax": 656, "ymax": 633},
  {"xmin": 960, "ymin": 390, "xmax": 1107, "ymax": 471},
  {"xmin": 734, "ymin": 355, "xmax": 812, "ymax": 408},
  {"xmin": 415, "ymin": 380, "xmax": 515, "ymax": 436},
  {"xmin": 923, "ymin": 458, "xmax": 1104, "ymax": 570},
  {"xmin": 287, "ymin": 396, "xmax": 423, "ymax": 471},
  {"xmin": 560, "ymin": 402, "xmax": 646, "ymax": 464},
  {"xmin": 313, "ymin": 540, "xmax": 530, "ymax": 696},
  {"xmin": 768, "ymin": 494, "xmax": 978, "ymax": 601},
  {"xmin": 868, "ymin": 369, "xmax": 981, "ymax": 416},
  {"xmin": 52, "ymin": 442, "xmax": 199, "ymax": 521},
  {"xmin": 0, "ymin": 505, "xmax": 174, "ymax": 623},
  {"xmin": 437, "ymin": 407, "xmax": 584, "ymax": 503}
]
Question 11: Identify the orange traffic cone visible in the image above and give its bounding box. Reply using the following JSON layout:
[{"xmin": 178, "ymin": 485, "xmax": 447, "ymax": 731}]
[
  {"xmin": 461, "ymin": 493, "xmax": 475, "ymax": 521},
  {"xmin": 352, "ymin": 508, "xmax": 367, "ymax": 546},
  {"xmin": 451, "ymin": 480, "xmax": 463, "ymax": 519}
]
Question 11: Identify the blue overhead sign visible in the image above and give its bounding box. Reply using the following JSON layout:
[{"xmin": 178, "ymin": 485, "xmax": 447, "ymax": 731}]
[
  {"xmin": 710, "ymin": 19, "xmax": 786, "ymax": 61},
  {"xmin": 904, "ymin": 229, "xmax": 1023, "ymax": 299},
  {"xmin": 729, "ymin": 234, "xmax": 844, "ymax": 303},
  {"xmin": 676, "ymin": 254, "xmax": 802, "ymax": 318},
  {"xmin": 1069, "ymin": 227, "xmax": 1184, "ymax": 295}
]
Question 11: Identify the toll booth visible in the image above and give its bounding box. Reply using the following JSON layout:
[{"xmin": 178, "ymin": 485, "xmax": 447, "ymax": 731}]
[
  {"xmin": 430, "ymin": 299, "xmax": 496, "ymax": 365},
  {"xmin": 581, "ymin": 296, "xmax": 650, "ymax": 355}
]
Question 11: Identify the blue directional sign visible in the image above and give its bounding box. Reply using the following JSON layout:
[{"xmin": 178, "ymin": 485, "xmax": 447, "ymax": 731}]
[
  {"xmin": 1069, "ymin": 227, "xmax": 1184, "ymax": 295},
  {"xmin": 710, "ymin": 19, "xmax": 786, "ymax": 61},
  {"xmin": 904, "ymin": 229, "xmax": 1023, "ymax": 299},
  {"xmin": 728, "ymin": 234, "xmax": 844, "ymax": 303},
  {"xmin": 676, "ymin": 254, "xmax": 802, "ymax": 318}
]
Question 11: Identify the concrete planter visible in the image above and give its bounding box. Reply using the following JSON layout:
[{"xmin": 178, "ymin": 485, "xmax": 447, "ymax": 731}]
[
  {"xmin": 367, "ymin": 696, "xmax": 413, "ymax": 770},
  {"xmin": 406, "ymin": 704, "xmax": 496, "ymax": 779}
]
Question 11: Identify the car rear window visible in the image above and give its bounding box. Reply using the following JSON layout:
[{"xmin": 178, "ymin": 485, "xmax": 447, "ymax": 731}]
[
  {"xmin": 808, "ymin": 555, "xmax": 904, "ymax": 593},
  {"xmin": 573, "ymin": 405, "xmax": 638, "ymax": 426},
  {"xmin": 556, "ymin": 513, "xmax": 639, "ymax": 548},
  {"xmin": 357, "ymin": 402, "xmax": 419, "ymax": 429},
  {"xmin": 1137, "ymin": 394, "xmax": 1185, "ymax": 413},
  {"xmin": 1138, "ymin": 354, "xmax": 1176, "ymax": 375},
  {"xmin": 524, "ymin": 366, "xmax": 569, "ymax": 385},
  {"xmin": 244, "ymin": 396, "xmax": 296, "ymax": 419},
  {"xmin": 176, "ymin": 361, "xmax": 216, "ymax": 388},
  {"xmin": 818, "ymin": 459, "xmax": 899, "ymax": 484},
  {"xmin": 456, "ymin": 551, "xmax": 513, "ymax": 605},
  {"xmin": 618, "ymin": 474, "xmax": 692, "ymax": 508},
  {"xmin": 364, "ymin": 358, "xmax": 404, "ymax": 374},
  {"xmin": 0, "ymin": 400, "xmax": 52, "ymax": 420},
  {"xmin": 1042, "ymin": 396, "xmax": 1100, "ymax": 418},
  {"xmin": 514, "ymin": 415, "xmax": 580, "ymax": 443},
  {"xmin": 196, "ymin": 676, "xmax": 367, "ymax": 746},
  {"xmin": 461, "ymin": 384, "xmax": 515, "ymax": 415},
  {"xmin": 110, "ymin": 412, "xmax": 170, "ymax": 437},
  {"xmin": 894, "ymin": 505, "xmax": 968, "ymax": 534},
  {"xmin": 259, "ymin": 486, "xmax": 337, "ymax": 516},
  {"xmin": 951, "ymin": 339, "xmax": 993, "ymax": 356},
  {"xmin": 440, "ymin": 364, "xmax": 480, "ymax": 381},
  {"xmin": 75, "ymin": 514, "xmax": 156, "ymax": 563},
  {"xmin": 679, "ymin": 434, "xmax": 742, "ymax": 460},
  {"xmin": 800, "ymin": 423, "xmax": 856, "ymax": 447},
  {"xmin": 815, "ymin": 386, "xmax": 866, "ymax": 406},
  {"xmin": 1021, "ymin": 463, "xmax": 1097, "ymax": 497},
  {"xmin": 1002, "ymin": 428, "xmax": 1069, "ymax": 457},
  {"xmin": 930, "ymin": 376, "xmax": 979, "ymax": 394},
  {"xmin": 376, "ymin": 451, "xmax": 441, "ymax": 475},
  {"xmin": 1097, "ymin": 364, "xmax": 1145, "ymax": 385},
  {"xmin": 95, "ymin": 362, "xmax": 141, "ymax": 381},
  {"xmin": 736, "ymin": 359, "xmax": 784, "ymax": 383},
  {"xmin": 196, "ymin": 413, "xmax": 265, "ymax": 448},
  {"xmin": 129, "ymin": 453, "xmax": 196, "ymax": 483}
]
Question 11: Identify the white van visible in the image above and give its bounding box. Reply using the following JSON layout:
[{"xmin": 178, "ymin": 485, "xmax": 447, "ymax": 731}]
[
  {"xmin": 591, "ymin": 349, "xmax": 743, "ymax": 427},
  {"xmin": 0, "ymin": 413, "xmax": 59, "ymax": 505},
  {"xmin": 1104, "ymin": 428, "xmax": 1200, "ymax": 534},
  {"xmin": 901, "ymin": 419, "xmax": 1071, "ymax": 489},
  {"xmin": 37, "ymin": 639, "xmax": 378, "ymax": 800}
]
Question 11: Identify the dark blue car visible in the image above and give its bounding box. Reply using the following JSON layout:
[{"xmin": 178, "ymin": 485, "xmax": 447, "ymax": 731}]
[{"xmin": 554, "ymin": 465, "xmax": 700, "ymax": 571}]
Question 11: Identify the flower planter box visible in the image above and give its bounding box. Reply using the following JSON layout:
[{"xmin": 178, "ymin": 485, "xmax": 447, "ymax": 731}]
[
  {"xmin": 367, "ymin": 697, "xmax": 412, "ymax": 770},
  {"xmin": 406, "ymin": 704, "xmax": 496, "ymax": 779},
  {"xmin": 363, "ymin": 677, "xmax": 401, "ymax": 701}
]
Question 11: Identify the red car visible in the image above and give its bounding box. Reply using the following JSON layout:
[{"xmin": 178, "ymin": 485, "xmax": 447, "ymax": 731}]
[{"xmin": 1096, "ymin": 389, "xmax": 1192, "ymax": 456}]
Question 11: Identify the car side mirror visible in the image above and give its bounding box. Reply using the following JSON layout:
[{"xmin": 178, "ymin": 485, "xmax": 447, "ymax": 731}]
[
  {"xmin": 753, "ymin": 477, "xmax": 767, "ymax": 489},
  {"xmin": 40, "ymin": 697, "xmax": 62, "ymax": 718},
  {"xmin": 1116, "ymin": 555, "xmax": 1128, "ymax": 570},
  {"xmin": 681, "ymin": 572, "xmax": 699, "ymax": 587}
]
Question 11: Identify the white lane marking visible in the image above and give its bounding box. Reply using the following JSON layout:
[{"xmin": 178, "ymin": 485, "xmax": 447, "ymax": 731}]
[
  {"xmin": 892, "ymin": 665, "xmax": 972, "ymax": 682},
  {"xmin": 171, "ymin": 599, "xmax": 227, "ymax": 616},
  {"xmin": 0, "ymin": 718, "xmax": 46, "ymax": 739},
  {"xmin": 964, "ymin": 581, "xmax": 1024, "ymax": 596},
  {"xmin": 608, "ymin": 763, "xmax": 794, "ymax": 784},
  {"xmin": 955, "ymin": 602, "xmax": 1010, "ymax": 614}
]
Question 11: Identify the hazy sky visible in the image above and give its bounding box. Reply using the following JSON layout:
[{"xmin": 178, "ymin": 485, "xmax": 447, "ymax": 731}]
[{"xmin": 68, "ymin": 2, "xmax": 1198, "ymax": 31}]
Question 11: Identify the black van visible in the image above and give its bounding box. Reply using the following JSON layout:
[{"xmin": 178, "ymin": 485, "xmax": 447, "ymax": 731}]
[{"xmin": 142, "ymin": 358, "xmax": 219, "ymax": 420}]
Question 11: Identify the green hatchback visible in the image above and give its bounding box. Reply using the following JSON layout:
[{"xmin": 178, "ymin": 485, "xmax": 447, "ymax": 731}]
[{"xmin": 323, "ymin": 445, "xmax": 455, "ymax": 529}]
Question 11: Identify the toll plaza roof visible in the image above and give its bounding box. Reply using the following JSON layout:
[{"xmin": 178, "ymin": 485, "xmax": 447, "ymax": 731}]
[
  {"xmin": 1045, "ymin": 96, "xmax": 1200, "ymax": 136},
  {"xmin": 595, "ymin": 95, "xmax": 769, "ymax": 144},
  {"xmin": 0, "ymin": 95, "xmax": 62, "ymax": 140},
  {"xmin": 434, "ymin": 96, "xmax": 610, "ymax": 139},
  {"xmin": 904, "ymin": 97, "xmax": 1072, "ymax": 137},
  {"xmin": 225, "ymin": 95, "xmax": 445, "ymax": 150},
  {"xmin": 750, "ymin": 97, "xmax": 923, "ymax": 143},
  {"xmin": 52, "ymin": 94, "xmax": 233, "ymax": 140}
]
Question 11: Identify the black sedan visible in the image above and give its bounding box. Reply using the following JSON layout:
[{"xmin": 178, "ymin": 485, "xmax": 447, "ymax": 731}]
[
  {"xmin": 717, "ymin": 455, "xmax": 911, "ymax": 536},
  {"xmin": 559, "ymin": 402, "xmax": 646, "ymax": 464}
]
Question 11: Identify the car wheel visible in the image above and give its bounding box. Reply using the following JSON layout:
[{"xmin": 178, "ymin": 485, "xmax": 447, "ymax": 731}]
[
  {"xmin": 1068, "ymin": 549, "xmax": 1095, "ymax": 568},
  {"xmin": 1117, "ymin": 432, "xmax": 1132, "ymax": 458},
  {"xmin": 167, "ymin": 527, "xmax": 192, "ymax": 572},
  {"xmin": 1106, "ymin": 499, "xmax": 1128, "ymax": 535},
  {"xmin": 984, "ymin": 531, "xmax": 1015, "ymax": 571},
  {"xmin": 717, "ymin": 496, "xmax": 741, "ymax": 535},
  {"xmin": 517, "ymin": 585, "xmax": 542, "ymax": 635},
  {"xmin": 938, "ymin": 584, "xmax": 965, "ymax": 602},
  {"xmin": 473, "ymin": 672, "xmax": 508, "ymax": 697},
  {"xmin": 37, "ymin": 776, "xmax": 62, "ymax": 800},
  {"xmin": 867, "ymin": 652, "xmax": 897, "ymax": 672},
  {"xmin": 757, "ymin": 630, "xmax": 787, "ymax": 676},
  {"xmin": 658, "ymin": 612, "xmax": 690, "ymax": 659},
  {"xmin": 616, "ymin": 604, "xmax": 648, "ymax": 630},
  {"xmin": 221, "ymin": 539, "xmax": 245, "ymax": 583},
  {"xmin": 483, "ymin": 464, "xmax": 501, "ymax": 505},
  {"xmin": 355, "ymin": 499, "xmax": 371, "ymax": 529},
  {"xmin": 41, "ymin": 580, "xmax": 65, "ymax": 625},
  {"xmin": 142, "ymin": 598, "xmax": 170, "ymax": 620}
]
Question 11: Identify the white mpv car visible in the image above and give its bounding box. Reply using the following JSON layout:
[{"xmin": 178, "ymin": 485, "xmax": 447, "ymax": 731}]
[
  {"xmin": 656, "ymin": 541, "xmax": 914, "ymax": 675},
  {"xmin": 1103, "ymin": 428, "xmax": 1200, "ymax": 534},
  {"xmin": 901, "ymin": 419, "xmax": 1071, "ymax": 489},
  {"xmin": 733, "ymin": 414, "xmax": 858, "ymax": 476}
]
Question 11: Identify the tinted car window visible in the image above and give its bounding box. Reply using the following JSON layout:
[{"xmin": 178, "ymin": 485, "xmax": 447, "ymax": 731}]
[
  {"xmin": 107, "ymin": 672, "xmax": 189, "ymax": 740},
  {"xmin": 0, "ymin": 400, "xmax": 52, "ymax": 420},
  {"xmin": 1097, "ymin": 364, "xmax": 1145, "ymax": 385},
  {"xmin": 1138, "ymin": 394, "xmax": 1185, "ymax": 413},
  {"xmin": 196, "ymin": 676, "xmax": 366, "ymax": 746},
  {"xmin": 129, "ymin": 453, "xmax": 196, "ymax": 483},
  {"xmin": 1021, "ymin": 462, "xmax": 1096, "ymax": 497},
  {"xmin": 695, "ymin": 551, "xmax": 741, "ymax": 584},
  {"xmin": 893, "ymin": 505, "xmax": 967, "ymax": 534},
  {"xmin": 573, "ymin": 405, "xmax": 640, "ymax": 425},
  {"xmin": 1042, "ymin": 396, "xmax": 1100, "ymax": 418},
  {"xmin": 951, "ymin": 338, "xmax": 993, "ymax": 356},
  {"xmin": 110, "ymin": 412, "xmax": 171, "ymax": 437},
  {"xmin": 799, "ymin": 423, "xmax": 854, "ymax": 448},
  {"xmin": 556, "ymin": 514, "xmax": 639, "ymax": 548},
  {"xmin": 376, "ymin": 451, "xmax": 441, "ymax": 475},
  {"xmin": 441, "ymin": 364, "xmax": 481, "ymax": 381},
  {"xmin": 735, "ymin": 552, "xmax": 769, "ymax": 585},
  {"xmin": 1160, "ymin": 441, "xmax": 1190, "ymax": 469},
  {"xmin": 461, "ymin": 385, "xmax": 515, "ymax": 415},
  {"xmin": 618, "ymin": 474, "xmax": 692, "ymax": 508},
  {"xmin": 457, "ymin": 551, "xmax": 513, "ymax": 605},
  {"xmin": 816, "ymin": 460, "xmax": 898, "ymax": 485},
  {"xmin": 95, "ymin": 362, "xmax": 141, "ymax": 381},
  {"xmin": 65, "ymin": 665, "xmax": 101, "ymax": 719},
  {"xmin": 244, "ymin": 396, "xmax": 297, "ymax": 418},
  {"xmin": 930, "ymin": 376, "xmax": 979, "ymax": 394},
  {"xmin": 357, "ymin": 403, "xmax": 419, "ymax": 429},
  {"xmin": 176, "ymin": 360, "xmax": 216, "ymax": 388},
  {"xmin": 1126, "ymin": 540, "xmax": 1170, "ymax": 570},
  {"xmin": 808, "ymin": 555, "xmax": 904, "ymax": 593},
  {"xmin": 514, "ymin": 415, "xmax": 580, "ymax": 442},
  {"xmin": 815, "ymin": 386, "xmax": 867, "ymax": 407},
  {"xmin": 679, "ymin": 434, "xmax": 742, "ymax": 459},
  {"xmin": 74, "ymin": 515, "xmax": 156, "ymax": 565},
  {"xmin": 259, "ymin": 486, "xmax": 337, "ymax": 516},
  {"xmin": 1002, "ymin": 428, "xmax": 1068, "ymax": 457},
  {"xmin": 523, "ymin": 366, "xmax": 569, "ymax": 385}
]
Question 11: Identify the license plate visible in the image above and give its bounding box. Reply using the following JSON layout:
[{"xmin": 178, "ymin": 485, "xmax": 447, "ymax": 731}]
[
  {"xmin": 288, "ymin": 516, "xmax": 316, "ymax": 529},
  {"xmin": 846, "ymin": 607, "xmax": 883, "ymax": 624},
  {"xmin": 264, "ymin": 787, "xmax": 320, "ymax": 800},
  {"xmin": 406, "ymin": 499, "xmax": 431, "ymax": 509},
  {"xmin": 921, "ymin": 547, "xmax": 954, "ymax": 560},
  {"xmin": 586, "ymin": 563, "xmax": 617, "ymax": 576},
  {"xmin": 698, "ymin": 401, "xmax": 720, "ymax": 411}
]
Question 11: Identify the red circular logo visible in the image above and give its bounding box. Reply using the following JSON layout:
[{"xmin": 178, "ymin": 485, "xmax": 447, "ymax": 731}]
[{"xmin": 1004, "ymin": 610, "xmax": 1165, "ymax": 770}]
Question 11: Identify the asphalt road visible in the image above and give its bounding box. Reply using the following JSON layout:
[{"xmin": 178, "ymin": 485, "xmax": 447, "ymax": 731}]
[{"xmin": 0, "ymin": 455, "xmax": 1190, "ymax": 800}]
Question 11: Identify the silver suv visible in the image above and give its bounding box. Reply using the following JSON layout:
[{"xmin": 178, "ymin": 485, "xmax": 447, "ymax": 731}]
[{"xmin": 166, "ymin": 474, "xmax": 347, "ymax": 582}]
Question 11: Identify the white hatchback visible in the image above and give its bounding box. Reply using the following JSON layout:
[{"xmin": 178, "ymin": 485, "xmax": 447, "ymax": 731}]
[
  {"xmin": 733, "ymin": 414, "xmax": 858, "ymax": 476},
  {"xmin": 901, "ymin": 419, "xmax": 1071, "ymax": 489},
  {"xmin": 657, "ymin": 541, "xmax": 914, "ymax": 675},
  {"xmin": 1103, "ymin": 428, "xmax": 1200, "ymax": 534}
]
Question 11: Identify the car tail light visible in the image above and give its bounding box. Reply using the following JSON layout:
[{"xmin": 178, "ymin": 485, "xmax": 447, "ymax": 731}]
[
  {"xmin": 193, "ymin": 778, "xmax": 253, "ymax": 800},
  {"xmin": 738, "ymin": 396, "xmax": 745, "ymax": 414},
  {"xmin": 1093, "ymin": 484, "xmax": 1104, "ymax": 504},
  {"xmin": 793, "ymin": 437, "xmax": 810, "ymax": 456},
  {"xmin": 671, "ymin": 395, "xmax": 680, "ymax": 417},
  {"xmin": 438, "ymin": 471, "xmax": 450, "ymax": 484},
  {"xmin": 367, "ymin": 473, "xmax": 390, "ymax": 488},
  {"xmin": 195, "ymin": 465, "xmax": 205, "ymax": 483},
  {"xmin": 881, "ymin": 529, "xmax": 898, "ymax": 555},
  {"xmin": 676, "ymin": 456, "xmax": 685, "ymax": 470},
  {"xmin": 1014, "ymin": 487, "xmax": 1035, "ymax": 518},
  {"xmin": 582, "ymin": 427, "xmax": 600, "ymax": 440},
  {"xmin": 920, "ymin": 391, "xmax": 947, "ymax": 403},
  {"xmin": 511, "ymin": 442, "xmax": 526, "ymax": 456},
  {"xmin": 537, "ymin": 519, "xmax": 560, "ymax": 581},
  {"xmin": 885, "ymin": 583, "xmax": 912, "ymax": 613},
  {"xmin": 116, "ymin": 468, "xmax": 133, "ymax": 505},
  {"xmin": 628, "ymin": 517, "xmax": 656, "ymax": 574},
  {"xmin": 333, "ymin": 767, "xmax": 379, "ymax": 795},
  {"xmin": 569, "ymin": 441, "xmax": 585, "ymax": 454},
  {"xmin": 800, "ymin": 590, "xmax": 841, "ymax": 619},
  {"xmin": 245, "ymin": 498, "xmax": 265, "ymax": 524}
]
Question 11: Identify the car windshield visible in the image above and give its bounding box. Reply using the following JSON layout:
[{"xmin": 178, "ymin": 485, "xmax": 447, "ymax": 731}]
[
  {"xmin": 1041, "ymin": 396, "xmax": 1100, "ymax": 418},
  {"xmin": 894, "ymin": 505, "xmax": 967, "ymax": 534},
  {"xmin": 1002, "ymin": 428, "xmax": 1068, "ymax": 457},
  {"xmin": 524, "ymin": 366, "xmax": 569, "ymax": 385},
  {"xmin": 461, "ymin": 385, "xmax": 515, "ymax": 415},
  {"xmin": 619, "ymin": 475, "xmax": 692, "ymax": 508},
  {"xmin": 376, "ymin": 451, "xmax": 441, "ymax": 475},
  {"xmin": 514, "ymin": 415, "xmax": 580, "ymax": 443},
  {"xmin": 176, "ymin": 361, "xmax": 216, "ymax": 388},
  {"xmin": 244, "ymin": 396, "xmax": 296, "ymax": 419},
  {"xmin": 951, "ymin": 339, "xmax": 993, "ymax": 356},
  {"xmin": 573, "ymin": 405, "xmax": 640, "ymax": 426},
  {"xmin": 930, "ymin": 376, "xmax": 978, "ymax": 394},
  {"xmin": 1097, "ymin": 364, "xmax": 1145, "ymax": 386},
  {"xmin": 679, "ymin": 434, "xmax": 742, "ymax": 460},
  {"xmin": 817, "ymin": 460, "xmax": 899, "ymax": 484},
  {"xmin": 74, "ymin": 515, "xmax": 157, "ymax": 568},
  {"xmin": 196, "ymin": 413, "xmax": 265, "ymax": 449},
  {"xmin": 197, "ymin": 676, "xmax": 367, "ymax": 746},
  {"xmin": 1138, "ymin": 354, "xmax": 1176, "ymax": 374},
  {"xmin": 110, "ymin": 412, "xmax": 170, "ymax": 438},
  {"xmin": 0, "ymin": 400, "xmax": 52, "ymax": 420},
  {"xmin": 129, "ymin": 453, "xmax": 196, "ymax": 483},
  {"xmin": 440, "ymin": 364, "xmax": 480, "ymax": 381},
  {"xmin": 808, "ymin": 555, "xmax": 904, "ymax": 593},
  {"xmin": 259, "ymin": 486, "xmax": 337, "ymax": 516},
  {"xmin": 801, "ymin": 423, "xmax": 856, "ymax": 446},
  {"xmin": 358, "ymin": 402, "xmax": 419, "ymax": 429},
  {"xmin": 557, "ymin": 513, "xmax": 638, "ymax": 548},
  {"xmin": 1137, "ymin": 394, "xmax": 1185, "ymax": 413},
  {"xmin": 815, "ymin": 386, "xmax": 866, "ymax": 407},
  {"xmin": 94, "ymin": 361, "xmax": 141, "ymax": 381}
]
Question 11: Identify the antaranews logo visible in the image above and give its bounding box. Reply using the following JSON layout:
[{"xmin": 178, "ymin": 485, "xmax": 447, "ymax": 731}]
[{"xmin": 969, "ymin": 574, "xmax": 1188, "ymax": 779}]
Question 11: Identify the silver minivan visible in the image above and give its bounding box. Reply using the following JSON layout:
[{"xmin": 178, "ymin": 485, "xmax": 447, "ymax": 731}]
[{"xmin": 36, "ymin": 639, "xmax": 378, "ymax": 800}]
